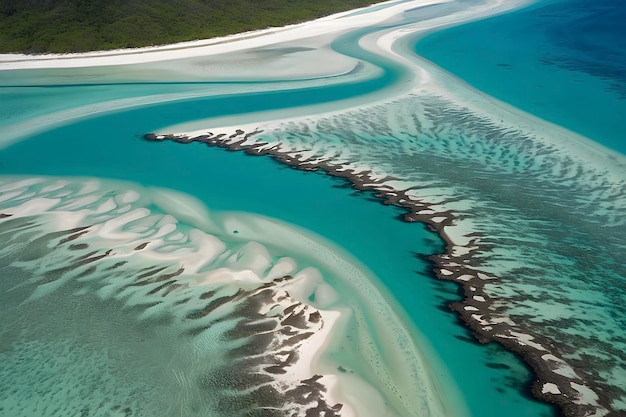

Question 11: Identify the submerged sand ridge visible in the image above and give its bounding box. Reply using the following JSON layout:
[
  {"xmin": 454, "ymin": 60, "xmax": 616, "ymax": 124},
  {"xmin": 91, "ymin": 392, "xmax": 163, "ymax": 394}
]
[{"xmin": 0, "ymin": 176, "xmax": 456, "ymax": 417}]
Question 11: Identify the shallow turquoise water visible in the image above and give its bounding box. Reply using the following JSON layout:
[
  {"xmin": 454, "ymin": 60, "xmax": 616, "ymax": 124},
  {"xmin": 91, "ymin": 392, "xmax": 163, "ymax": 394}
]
[{"xmin": 0, "ymin": 97, "xmax": 555, "ymax": 416}]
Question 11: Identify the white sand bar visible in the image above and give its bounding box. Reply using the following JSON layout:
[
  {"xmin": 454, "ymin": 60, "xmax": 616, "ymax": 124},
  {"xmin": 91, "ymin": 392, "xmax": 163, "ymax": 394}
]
[
  {"xmin": 0, "ymin": 0, "xmax": 447, "ymax": 71},
  {"xmin": 0, "ymin": 0, "xmax": 536, "ymax": 149}
]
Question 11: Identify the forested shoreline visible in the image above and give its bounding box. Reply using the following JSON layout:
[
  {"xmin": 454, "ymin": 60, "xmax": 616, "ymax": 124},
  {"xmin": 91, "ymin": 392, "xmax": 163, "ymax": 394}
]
[{"xmin": 0, "ymin": 0, "xmax": 381, "ymax": 53}]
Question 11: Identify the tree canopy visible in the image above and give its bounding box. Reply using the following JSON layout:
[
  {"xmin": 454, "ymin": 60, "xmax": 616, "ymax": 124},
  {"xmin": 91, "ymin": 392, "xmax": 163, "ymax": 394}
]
[{"xmin": 0, "ymin": 0, "xmax": 381, "ymax": 53}]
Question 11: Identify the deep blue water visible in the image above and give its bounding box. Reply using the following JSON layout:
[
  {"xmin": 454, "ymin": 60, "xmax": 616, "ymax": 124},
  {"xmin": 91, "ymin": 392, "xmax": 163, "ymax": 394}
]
[{"xmin": 414, "ymin": 0, "xmax": 626, "ymax": 155}]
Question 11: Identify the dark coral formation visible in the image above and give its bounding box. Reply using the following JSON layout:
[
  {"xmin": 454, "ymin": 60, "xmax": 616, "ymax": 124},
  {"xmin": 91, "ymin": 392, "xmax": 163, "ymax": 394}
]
[
  {"xmin": 144, "ymin": 127, "xmax": 617, "ymax": 417},
  {"xmin": 0, "ymin": 207, "xmax": 342, "ymax": 417}
]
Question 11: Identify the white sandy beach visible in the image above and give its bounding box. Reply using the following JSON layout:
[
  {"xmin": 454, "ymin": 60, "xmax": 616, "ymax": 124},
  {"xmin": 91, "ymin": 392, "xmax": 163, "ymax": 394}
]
[
  {"xmin": 0, "ymin": 0, "xmax": 528, "ymax": 79},
  {"xmin": 0, "ymin": 0, "xmax": 446, "ymax": 71},
  {"xmin": 0, "ymin": 0, "xmax": 443, "ymax": 148},
  {"xmin": 0, "ymin": 0, "xmax": 536, "ymax": 150}
]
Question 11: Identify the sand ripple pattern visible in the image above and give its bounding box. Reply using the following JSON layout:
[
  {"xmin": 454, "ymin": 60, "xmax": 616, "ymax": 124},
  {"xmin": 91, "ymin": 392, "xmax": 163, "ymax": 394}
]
[
  {"xmin": 0, "ymin": 177, "xmax": 352, "ymax": 417},
  {"xmin": 156, "ymin": 89, "xmax": 626, "ymax": 416}
]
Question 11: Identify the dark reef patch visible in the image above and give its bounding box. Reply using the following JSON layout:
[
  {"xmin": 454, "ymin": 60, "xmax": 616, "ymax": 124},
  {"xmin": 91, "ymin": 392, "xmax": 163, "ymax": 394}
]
[
  {"xmin": 0, "ymin": 200, "xmax": 343, "ymax": 417},
  {"xmin": 144, "ymin": 127, "xmax": 612, "ymax": 417}
]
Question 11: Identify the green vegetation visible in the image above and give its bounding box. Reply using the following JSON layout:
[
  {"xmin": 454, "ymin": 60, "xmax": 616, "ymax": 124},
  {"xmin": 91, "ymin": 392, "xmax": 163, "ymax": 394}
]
[{"xmin": 0, "ymin": 0, "xmax": 383, "ymax": 53}]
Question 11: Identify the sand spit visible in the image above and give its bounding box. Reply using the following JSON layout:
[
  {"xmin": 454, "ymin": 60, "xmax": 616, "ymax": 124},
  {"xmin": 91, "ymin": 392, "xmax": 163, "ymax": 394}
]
[{"xmin": 0, "ymin": 0, "xmax": 445, "ymax": 71}]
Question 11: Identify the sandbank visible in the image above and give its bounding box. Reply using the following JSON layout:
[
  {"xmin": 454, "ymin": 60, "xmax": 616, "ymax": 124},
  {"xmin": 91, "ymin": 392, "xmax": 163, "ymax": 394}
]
[
  {"xmin": 0, "ymin": 175, "xmax": 465, "ymax": 417},
  {"xmin": 0, "ymin": 0, "xmax": 443, "ymax": 71},
  {"xmin": 156, "ymin": 0, "xmax": 534, "ymax": 135}
]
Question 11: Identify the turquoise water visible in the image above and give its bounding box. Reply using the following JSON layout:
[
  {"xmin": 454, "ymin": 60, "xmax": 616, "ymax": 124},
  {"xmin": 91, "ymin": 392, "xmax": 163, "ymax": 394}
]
[
  {"xmin": 1, "ymin": 0, "xmax": 625, "ymax": 416},
  {"xmin": 414, "ymin": 0, "xmax": 626, "ymax": 155},
  {"xmin": 0, "ymin": 96, "xmax": 554, "ymax": 417},
  {"xmin": 412, "ymin": 4, "xmax": 626, "ymax": 411}
]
